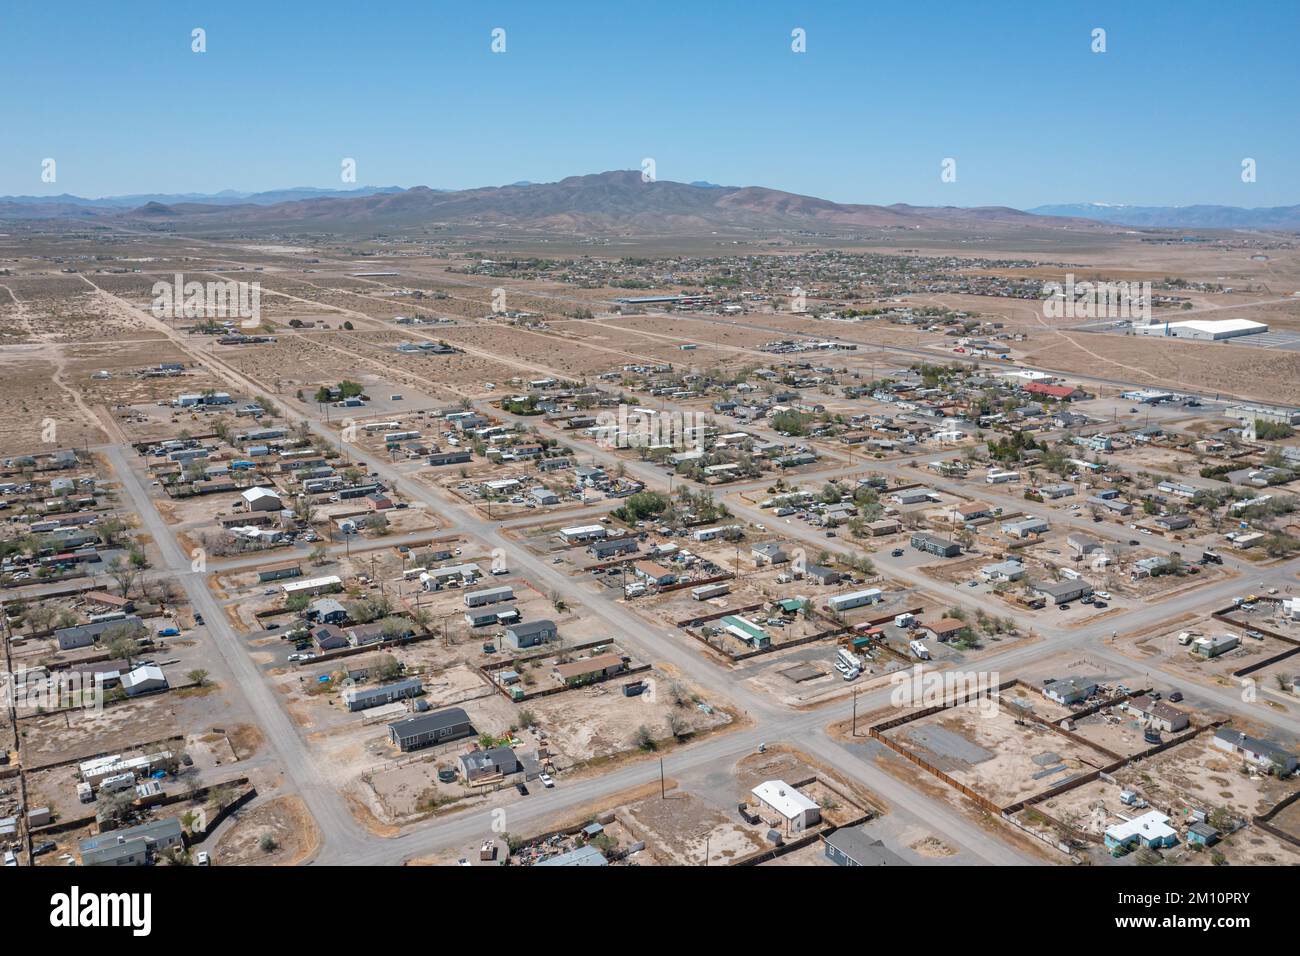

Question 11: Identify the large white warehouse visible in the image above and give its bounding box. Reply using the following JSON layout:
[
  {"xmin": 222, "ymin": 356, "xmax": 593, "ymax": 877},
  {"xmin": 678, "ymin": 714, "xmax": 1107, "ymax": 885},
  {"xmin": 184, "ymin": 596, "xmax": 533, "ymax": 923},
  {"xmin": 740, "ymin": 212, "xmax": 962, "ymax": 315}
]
[{"xmin": 1134, "ymin": 318, "xmax": 1268, "ymax": 341}]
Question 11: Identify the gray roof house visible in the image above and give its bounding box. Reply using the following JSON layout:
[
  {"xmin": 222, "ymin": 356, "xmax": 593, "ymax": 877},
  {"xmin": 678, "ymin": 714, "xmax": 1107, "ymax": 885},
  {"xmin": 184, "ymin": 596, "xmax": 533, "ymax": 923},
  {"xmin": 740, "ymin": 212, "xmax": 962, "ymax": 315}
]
[
  {"xmin": 1211, "ymin": 728, "xmax": 1297, "ymax": 775},
  {"xmin": 342, "ymin": 676, "xmax": 423, "ymax": 712},
  {"xmin": 54, "ymin": 615, "xmax": 143, "ymax": 651},
  {"xmin": 822, "ymin": 826, "xmax": 912, "ymax": 867},
  {"xmin": 460, "ymin": 745, "xmax": 521, "ymax": 782},
  {"xmin": 388, "ymin": 706, "xmax": 474, "ymax": 752},
  {"xmin": 307, "ymin": 598, "xmax": 348, "ymax": 624},
  {"xmin": 79, "ymin": 816, "xmax": 183, "ymax": 866},
  {"xmin": 503, "ymin": 619, "xmax": 558, "ymax": 650},
  {"xmin": 1033, "ymin": 579, "xmax": 1094, "ymax": 605},
  {"xmin": 1042, "ymin": 677, "xmax": 1097, "ymax": 706}
]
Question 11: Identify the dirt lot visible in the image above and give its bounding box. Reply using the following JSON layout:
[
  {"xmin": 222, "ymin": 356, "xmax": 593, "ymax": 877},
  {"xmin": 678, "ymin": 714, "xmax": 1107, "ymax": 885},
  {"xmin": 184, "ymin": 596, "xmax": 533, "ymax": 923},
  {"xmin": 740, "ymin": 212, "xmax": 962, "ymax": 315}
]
[
  {"xmin": 883, "ymin": 705, "xmax": 1118, "ymax": 808},
  {"xmin": 212, "ymin": 794, "xmax": 321, "ymax": 865}
]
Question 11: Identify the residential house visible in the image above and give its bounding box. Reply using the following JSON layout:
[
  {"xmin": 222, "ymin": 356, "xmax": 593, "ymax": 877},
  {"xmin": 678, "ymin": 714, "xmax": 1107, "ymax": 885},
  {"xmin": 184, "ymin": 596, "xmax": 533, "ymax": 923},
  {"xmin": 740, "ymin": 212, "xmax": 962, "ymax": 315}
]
[
  {"xmin": 980, "ymin": 560, "xmax": 1026, "ymax": 583},
  {"xmin": 751, "ymin": 542, "xmax": 789, "ymax": 567},
  {"xmin": 1125, "ymin": 694, "xmax": 1189, "ymax": 733},
  {"xmin": 54, "ymin": 615, "xmax": 143, "ymax": 652},
  {"xmin": 1043, "ymin": 677, "xmax": 1097, "ymax": 706},
  {"xmin": 588, "ymin": 537, "xmax": 639, "ymax": 560},
  {"xmin": 751, "ymin": 780, "xmax": 821, "ymax": 835},
  {"xmin": 910, "ymin": 532, "xmax": 961, "ymax": 558},
  {"xmin": 1104, "ymin": 811, "xmax": 1178, "ymax": 852},
  {"xmin": 553, "ymin": 653, "xmax": 626, "ymax": 686},
  {"xmin": 343, "ymin": 676, "xmax": 423, "ymax": 712},
  {"xmin": 312, "ymin": 624, "xmax": 349, "ymax": 651},
  {"xmin": 1001, "ymin": 516, "xmax": 1049, "ymax": 539},
  {"xmin": 388, "ymin": 707, "xmax": 474, "ymax": 752},
  {"xmin": 1154, "ymin": 514, "xmax": 1194, "ymax": 532},
  {"xmin": 459, "ymin": 746, "xmax": 521, "ymax": 783},
  {"xmin": 307, "ymin": 598, "xmax": 348, "ymax": 625},
  {"xmin": 241, "ymin": 486, "xmax": 282, "ymax": 512},
  {"xmin": 822, "ymin": 826, "xmax": 911, "ymax": 867},
  {"xmin": 121, "ymin": 665, "xmax": 169, "ymax": 697},
  {"xmin": 503, "ymin": 619, "xmax": 558, "ymax": 650},
  {"xmin": 796, "ymin": 564, "xmax": 839, "ymax": 588},
  {"xmin": 79, "ymin": 817, "xmax": 184, "ymax": 866},
  {"xmin": 632, "ymin": 561, "xmax": 676, "ymax": 588},
  {"xmin": 1033, "ymin": 579, "xmax": 1093, "ymax": 605},
  {"xmin": 1211, "ymin": 728, "xmax": 1297, "ymax": 775}
]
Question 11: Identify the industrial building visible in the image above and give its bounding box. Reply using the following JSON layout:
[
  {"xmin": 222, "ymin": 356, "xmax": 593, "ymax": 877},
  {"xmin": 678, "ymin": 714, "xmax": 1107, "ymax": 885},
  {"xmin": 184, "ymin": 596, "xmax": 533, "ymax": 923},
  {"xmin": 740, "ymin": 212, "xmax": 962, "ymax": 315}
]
[{"xmin": 1133, "ymin": 318, "xmax": 1268, "ymax": 341}]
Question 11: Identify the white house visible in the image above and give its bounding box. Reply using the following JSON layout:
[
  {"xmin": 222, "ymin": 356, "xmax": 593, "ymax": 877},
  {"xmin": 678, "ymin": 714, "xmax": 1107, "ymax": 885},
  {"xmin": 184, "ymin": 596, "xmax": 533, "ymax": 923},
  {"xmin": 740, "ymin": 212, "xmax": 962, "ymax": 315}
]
[
  {"xmin": 241, "ymin": 486, "xmax": 282, "ymax": 512},
  {"xmin": 122, "ymin": 664, "xmax": 169, "ymax": 697},
  {"xmin": 751, "ymin": 779, "xmax": 821, "ymax": 834}
]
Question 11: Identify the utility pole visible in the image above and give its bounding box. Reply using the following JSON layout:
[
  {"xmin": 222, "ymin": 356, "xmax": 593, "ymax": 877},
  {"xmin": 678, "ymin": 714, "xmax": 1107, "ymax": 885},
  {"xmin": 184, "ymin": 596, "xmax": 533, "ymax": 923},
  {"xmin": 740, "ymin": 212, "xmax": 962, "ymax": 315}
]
[{"xmin": 659, "ymin": 757, "xmax": 665, "ymax": 799}]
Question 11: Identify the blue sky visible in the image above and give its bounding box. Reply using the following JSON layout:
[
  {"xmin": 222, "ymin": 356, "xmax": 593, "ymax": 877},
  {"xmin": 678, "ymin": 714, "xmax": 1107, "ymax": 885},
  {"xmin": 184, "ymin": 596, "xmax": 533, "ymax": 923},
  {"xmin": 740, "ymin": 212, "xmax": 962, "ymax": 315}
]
[{"xmin": 1, "ymin": 0, "xmax": 1296, "ymax": 207}]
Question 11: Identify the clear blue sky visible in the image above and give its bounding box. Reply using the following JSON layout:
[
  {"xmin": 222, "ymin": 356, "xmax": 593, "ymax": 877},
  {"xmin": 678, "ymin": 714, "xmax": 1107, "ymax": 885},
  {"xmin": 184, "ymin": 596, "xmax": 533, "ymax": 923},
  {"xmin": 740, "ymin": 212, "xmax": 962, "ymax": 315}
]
[{"xmin": 2, "ymin": 0, "xmax": 1296, "ymax": 207}]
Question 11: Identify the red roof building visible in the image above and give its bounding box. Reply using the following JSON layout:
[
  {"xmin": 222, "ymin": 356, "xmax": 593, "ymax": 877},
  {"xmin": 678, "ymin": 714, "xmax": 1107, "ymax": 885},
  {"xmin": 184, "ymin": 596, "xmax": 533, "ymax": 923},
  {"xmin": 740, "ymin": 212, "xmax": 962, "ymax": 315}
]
[{"xmin": 1023, "ymin": 382, "xmax": 1085, "ymax": 401}]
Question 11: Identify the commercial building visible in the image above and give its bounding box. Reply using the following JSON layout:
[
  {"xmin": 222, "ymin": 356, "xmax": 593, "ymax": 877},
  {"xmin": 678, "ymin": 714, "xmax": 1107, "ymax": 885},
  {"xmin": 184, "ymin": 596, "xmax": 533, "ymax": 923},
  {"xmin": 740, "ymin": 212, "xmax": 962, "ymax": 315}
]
[
  {"xmin": 1134, "ymin": 318, "xmax": 1268, "ymax": 341},
  {"xmin": 560, "ymin": 524, "xmax": 607, "ymax": 544}
]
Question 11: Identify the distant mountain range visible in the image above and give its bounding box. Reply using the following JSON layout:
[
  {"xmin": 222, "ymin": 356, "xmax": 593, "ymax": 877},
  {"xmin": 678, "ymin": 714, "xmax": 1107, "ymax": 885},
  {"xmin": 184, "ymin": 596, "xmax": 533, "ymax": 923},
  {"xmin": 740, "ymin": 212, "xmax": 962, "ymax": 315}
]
[
  {"xmin": 5, "ymin": 173, "xmax": 1293, "ymax": 235},
  {"xmin": 0, "ymin": 185, "xmax": 405, "ymax": 218},
  {"xmin": 1029, "ymin": 202, "xmax": 1300, "ymax": 231},
  {"xmin": 1, "ymin": 171, "xmax": 1103, "ymax": 235}
]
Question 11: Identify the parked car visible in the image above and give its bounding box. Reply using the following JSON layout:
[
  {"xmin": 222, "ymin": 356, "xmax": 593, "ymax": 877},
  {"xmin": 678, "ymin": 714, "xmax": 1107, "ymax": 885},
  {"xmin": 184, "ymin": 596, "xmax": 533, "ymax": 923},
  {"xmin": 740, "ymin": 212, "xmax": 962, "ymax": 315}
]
[
  {"xmin": 195, "ymin": 851, "xmax": 211, "ymax": 866},
  {"xmin": 515, "ymin": 783, "xmax": 529, "ymax": 796},
  {"xmin": 890, "ymin": 548, "xmax": 905, "ymax": 557},
  {"xmin": 32, "ymin": 841, "xmax": 57, "ymax": 857},
  {"xmin": 538, "ymin": 772, "xmax": 555, "ymax": 788}
]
